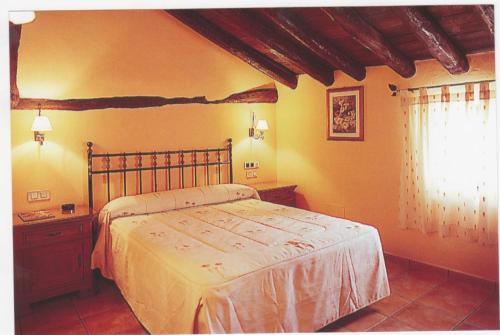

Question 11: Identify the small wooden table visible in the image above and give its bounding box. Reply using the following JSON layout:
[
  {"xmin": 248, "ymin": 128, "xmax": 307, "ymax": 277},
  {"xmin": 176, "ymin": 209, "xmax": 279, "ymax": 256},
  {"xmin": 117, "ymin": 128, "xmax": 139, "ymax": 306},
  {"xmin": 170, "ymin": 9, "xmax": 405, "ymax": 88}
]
[
  {"xmin": 250, "ymin": 182, "xmax": 297, "ymax": 207},
  {"xmin": 13, "ymin": 206, "xmax": 95, "ymax": 316}
]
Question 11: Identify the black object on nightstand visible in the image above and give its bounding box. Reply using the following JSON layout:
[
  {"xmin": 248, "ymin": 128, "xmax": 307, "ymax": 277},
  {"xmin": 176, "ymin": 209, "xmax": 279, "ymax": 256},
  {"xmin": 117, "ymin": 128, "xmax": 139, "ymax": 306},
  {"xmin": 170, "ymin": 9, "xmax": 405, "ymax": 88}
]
[{"xmin": 61, "ymin": 203, "xmax": 76, "ymax": 214}]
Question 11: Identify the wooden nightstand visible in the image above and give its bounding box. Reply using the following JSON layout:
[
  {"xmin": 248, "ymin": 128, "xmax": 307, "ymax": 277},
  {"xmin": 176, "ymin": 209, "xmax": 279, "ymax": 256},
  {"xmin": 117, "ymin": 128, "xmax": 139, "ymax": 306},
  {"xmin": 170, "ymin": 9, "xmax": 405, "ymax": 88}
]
[
  {"xmin": 13, "ymin": 206, "xmax": 95, "ymax": 316},
  {"xmin": 251, "ymin": 182, "xmax": 297, "ymax": 207}
]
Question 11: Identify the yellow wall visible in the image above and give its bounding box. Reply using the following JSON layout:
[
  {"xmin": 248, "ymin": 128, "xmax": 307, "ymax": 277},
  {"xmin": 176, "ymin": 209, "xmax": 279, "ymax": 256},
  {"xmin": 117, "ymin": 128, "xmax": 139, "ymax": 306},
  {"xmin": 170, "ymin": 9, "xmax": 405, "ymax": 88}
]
[
  {"xmin": 275, "ymin": 52, "xmax": 497, "ymax": 281},
  {"xmin": 11, "ymin": 10, "xmax": 277, "ymax": 212}
]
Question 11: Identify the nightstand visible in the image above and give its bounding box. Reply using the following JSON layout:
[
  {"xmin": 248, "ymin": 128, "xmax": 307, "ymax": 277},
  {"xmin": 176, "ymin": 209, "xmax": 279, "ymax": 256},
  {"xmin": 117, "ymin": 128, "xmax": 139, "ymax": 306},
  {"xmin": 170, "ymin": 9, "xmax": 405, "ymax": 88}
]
[
  {"xmin": 13, "ymin": 206, "xmax": 95, "ymax": 316},
  {"xmin": 251, "ymin": 182, "xmax": 297, "ymax": 207}
]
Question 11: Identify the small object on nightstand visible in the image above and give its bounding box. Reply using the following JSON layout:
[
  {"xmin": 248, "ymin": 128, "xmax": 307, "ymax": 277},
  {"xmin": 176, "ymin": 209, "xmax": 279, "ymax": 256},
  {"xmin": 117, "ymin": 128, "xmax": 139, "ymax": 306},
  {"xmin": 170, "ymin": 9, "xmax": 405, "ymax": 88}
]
[
  {"xmin": 251, "ymin": 182, "xmax": 297, "ymax": 207},
  {"xmin": 18, "ymin": 210, "xmax": 55, "ymax": 222},
  {"xmin": 61, "ymin": 203, "xmax": 75, "ymax": 214}
]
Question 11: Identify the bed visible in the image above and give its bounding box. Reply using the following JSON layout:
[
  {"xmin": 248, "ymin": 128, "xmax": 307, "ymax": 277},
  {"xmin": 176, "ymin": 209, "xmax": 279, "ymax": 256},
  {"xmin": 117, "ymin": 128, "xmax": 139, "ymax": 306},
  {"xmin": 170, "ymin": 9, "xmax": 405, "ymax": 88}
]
[{"xmin": 88, "ymin": 139, "xmax": 390, "ymax": 334}]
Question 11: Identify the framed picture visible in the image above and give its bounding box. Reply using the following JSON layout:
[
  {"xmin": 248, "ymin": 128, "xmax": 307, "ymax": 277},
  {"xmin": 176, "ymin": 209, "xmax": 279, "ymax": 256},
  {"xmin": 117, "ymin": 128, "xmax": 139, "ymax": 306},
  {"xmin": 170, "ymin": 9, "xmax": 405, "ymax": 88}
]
[{"xmin": 326, "ymin": 86, "xmax": 364, "ymax": 141}]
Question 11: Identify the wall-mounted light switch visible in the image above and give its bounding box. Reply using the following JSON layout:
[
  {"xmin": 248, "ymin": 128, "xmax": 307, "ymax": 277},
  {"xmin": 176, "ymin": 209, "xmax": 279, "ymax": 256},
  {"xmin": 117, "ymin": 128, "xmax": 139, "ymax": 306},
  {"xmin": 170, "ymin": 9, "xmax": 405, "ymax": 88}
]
[
  {"xmin": 244, "ymin": 161, "xmax": 260, "ymax": 170},
  {"xmin": 39, "ymin": 190, "xmax": 50, "ymax": 200},
  {"xmin": 27, "ymin": 190, "xmax": 51, "ymax": 202},
  {"xmin": 27, "ymin": 191, "xmax": 39, "ymax": 202}
]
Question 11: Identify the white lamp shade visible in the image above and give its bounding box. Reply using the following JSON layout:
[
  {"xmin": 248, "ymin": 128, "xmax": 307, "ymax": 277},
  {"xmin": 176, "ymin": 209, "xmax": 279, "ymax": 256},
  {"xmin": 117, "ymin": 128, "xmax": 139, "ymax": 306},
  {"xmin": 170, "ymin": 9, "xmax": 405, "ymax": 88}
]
[
  {"xmin": 256, "ymin": 119, "xmax": 269, "ymax": 131},
  {"xmin": 31, "ymin": 116, "xmax": 52, "ymax": 132},
  {"xmin": 9, "ymin": 11, "xmax": 36, "ymax": 25}
]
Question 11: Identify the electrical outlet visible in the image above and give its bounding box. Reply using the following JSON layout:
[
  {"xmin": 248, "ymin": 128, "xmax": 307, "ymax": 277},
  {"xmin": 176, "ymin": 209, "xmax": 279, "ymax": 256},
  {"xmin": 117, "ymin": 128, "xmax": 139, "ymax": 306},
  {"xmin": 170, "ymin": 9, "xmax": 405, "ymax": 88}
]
[
  {"xmin": 27, "ymin": 190, "xmax": 50, "ymax": 202},
  {"xmin": 245, "ymin": 170, "xmax": 257, "ymax": 178}
]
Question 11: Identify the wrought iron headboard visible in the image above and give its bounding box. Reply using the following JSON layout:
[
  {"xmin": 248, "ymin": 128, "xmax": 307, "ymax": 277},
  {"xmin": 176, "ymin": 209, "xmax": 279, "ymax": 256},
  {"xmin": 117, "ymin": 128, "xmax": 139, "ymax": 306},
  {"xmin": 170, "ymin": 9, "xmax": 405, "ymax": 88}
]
[{"xmin": 87, "ymin": 138, "xmax": 233, "ymax": 209}]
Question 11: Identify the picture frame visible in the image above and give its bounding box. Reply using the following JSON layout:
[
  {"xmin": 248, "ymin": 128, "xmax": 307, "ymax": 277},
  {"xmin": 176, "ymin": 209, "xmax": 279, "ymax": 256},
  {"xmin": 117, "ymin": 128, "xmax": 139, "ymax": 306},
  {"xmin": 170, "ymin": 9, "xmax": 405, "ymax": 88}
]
[{"xmin": 326, "ymin": 86, "xmax": 364, "ymax": 141}]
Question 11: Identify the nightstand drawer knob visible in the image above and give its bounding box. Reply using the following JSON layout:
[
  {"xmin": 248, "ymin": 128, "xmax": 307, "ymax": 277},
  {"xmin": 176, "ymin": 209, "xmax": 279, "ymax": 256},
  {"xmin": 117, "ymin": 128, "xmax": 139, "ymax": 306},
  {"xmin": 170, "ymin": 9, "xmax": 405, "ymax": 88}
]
[{"xmin": 48, "ymin": 231, "xmax": 63, "ymax": 237}]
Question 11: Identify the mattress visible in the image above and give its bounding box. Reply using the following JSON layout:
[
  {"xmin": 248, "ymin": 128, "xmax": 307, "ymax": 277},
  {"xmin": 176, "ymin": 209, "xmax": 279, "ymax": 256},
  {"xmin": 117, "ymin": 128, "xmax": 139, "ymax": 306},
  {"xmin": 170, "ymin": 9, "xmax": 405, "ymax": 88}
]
[{"xmin": 91, "ymin": 184, "xmax": 389, "ymax": 334}]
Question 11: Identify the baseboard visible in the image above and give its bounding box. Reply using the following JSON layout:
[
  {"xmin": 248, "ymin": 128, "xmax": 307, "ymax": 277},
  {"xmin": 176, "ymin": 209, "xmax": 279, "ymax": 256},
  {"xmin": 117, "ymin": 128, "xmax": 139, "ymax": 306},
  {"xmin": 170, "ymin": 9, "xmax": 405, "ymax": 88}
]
[{"xmin": 383, "ymin": 252, "xmax": 498, "ymax": 289}]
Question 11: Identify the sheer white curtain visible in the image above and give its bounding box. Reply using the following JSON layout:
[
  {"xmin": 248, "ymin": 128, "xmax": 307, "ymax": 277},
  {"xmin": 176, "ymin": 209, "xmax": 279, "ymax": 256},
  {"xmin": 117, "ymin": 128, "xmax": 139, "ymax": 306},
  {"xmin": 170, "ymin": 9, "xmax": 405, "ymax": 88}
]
[{"xmin": 399, "ymin": 82, "xmax": 497, "ymax": 245}]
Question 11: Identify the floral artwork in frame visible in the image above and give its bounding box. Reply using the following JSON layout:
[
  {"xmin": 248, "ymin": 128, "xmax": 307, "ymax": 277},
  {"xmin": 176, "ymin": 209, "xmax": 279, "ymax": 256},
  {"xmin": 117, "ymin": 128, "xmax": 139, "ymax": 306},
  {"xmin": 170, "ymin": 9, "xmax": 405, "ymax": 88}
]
[{"xmin": 326, "ymin": 86, "xmax": 364, "ymax": 141}]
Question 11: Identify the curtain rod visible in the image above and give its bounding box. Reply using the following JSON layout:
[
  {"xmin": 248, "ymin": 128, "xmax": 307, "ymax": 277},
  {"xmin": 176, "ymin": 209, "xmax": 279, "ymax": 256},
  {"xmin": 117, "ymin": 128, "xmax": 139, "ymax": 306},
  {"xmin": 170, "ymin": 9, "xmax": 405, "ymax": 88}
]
[{"xmin": 388, "ymin": 79, "xmax": 496, "ymax": 96}]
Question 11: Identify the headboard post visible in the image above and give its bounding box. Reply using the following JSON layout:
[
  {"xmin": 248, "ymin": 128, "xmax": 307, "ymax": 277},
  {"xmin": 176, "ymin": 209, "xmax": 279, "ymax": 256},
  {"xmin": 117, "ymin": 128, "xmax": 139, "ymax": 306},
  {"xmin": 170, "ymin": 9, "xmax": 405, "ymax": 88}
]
[
  {"xmin": 87, "ymin": 142, "xmax": 94, "ymax": 210},
  {"xmin": 227, "ymin": 138, "xmax": 233, "ymax": 183}
]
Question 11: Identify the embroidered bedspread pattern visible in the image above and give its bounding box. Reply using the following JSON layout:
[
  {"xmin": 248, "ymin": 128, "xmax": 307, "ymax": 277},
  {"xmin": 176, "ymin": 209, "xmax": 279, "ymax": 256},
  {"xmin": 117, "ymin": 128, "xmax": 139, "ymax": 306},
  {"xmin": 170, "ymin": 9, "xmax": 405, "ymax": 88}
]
[
  {"xmin": 91, "ymin": 183, "xmax": 260, "ymax": 278},
  {"xmin": 109, "ymin": 198, "xmax": 390, "ymax": 333}
]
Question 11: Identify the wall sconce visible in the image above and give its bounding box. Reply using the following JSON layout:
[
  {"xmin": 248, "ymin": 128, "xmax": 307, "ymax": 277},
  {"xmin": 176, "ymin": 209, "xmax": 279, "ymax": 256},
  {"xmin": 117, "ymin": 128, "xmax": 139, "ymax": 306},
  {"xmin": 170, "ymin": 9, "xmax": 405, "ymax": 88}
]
[
  {"xmin": 31, "ymin": 104, "xmax": 52, "ymax": 145},
  {"xmin": 249, "ymin": 112, "xmax": 268, "ymax": 140}
]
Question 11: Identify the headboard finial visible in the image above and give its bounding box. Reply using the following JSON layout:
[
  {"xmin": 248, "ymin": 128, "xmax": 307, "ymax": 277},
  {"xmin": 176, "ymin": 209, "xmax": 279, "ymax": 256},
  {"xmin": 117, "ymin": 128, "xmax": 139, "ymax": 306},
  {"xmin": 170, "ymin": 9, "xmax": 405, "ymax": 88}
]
[
  {"xmin": 87, "ymin": 142, "xmax": 93, "ymax": 152},
  {"xmin": 87, "ymin": 141, "xmax": 94, "ymax": 209}
]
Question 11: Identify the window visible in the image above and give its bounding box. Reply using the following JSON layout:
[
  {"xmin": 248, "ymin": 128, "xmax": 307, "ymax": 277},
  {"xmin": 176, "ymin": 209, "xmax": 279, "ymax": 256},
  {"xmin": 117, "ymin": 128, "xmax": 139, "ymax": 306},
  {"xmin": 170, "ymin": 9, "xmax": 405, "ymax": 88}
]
[{"xmin": 399, "ymin": 82, "xmax": 497, "ymax": 245}]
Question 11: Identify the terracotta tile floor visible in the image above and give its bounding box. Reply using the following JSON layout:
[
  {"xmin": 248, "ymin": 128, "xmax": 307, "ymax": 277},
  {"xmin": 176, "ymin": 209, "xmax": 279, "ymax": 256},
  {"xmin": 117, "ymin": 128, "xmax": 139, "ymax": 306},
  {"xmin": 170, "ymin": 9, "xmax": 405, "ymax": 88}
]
[{"xmin": 17, "ymin": 257, "xmax": 499, "ymax": 334}]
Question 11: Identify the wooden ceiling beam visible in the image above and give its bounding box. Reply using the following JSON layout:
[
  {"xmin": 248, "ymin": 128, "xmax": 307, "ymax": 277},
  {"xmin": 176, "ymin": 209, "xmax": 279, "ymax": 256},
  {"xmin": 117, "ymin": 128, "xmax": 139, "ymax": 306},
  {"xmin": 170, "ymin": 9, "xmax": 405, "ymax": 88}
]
[
  {"xmin": 9, "ymin": 23, "xmax": 22, "ymax": 108},
  {"xmin": 259, "ymin": 8, "xmax": 366, "ymax": 81},
  {"xmin": 166, "ymin": 10, "xmax": 297, "ymax": 89},
  {"xmin": 205, "ymin": 9, "xmax": 335, "ymax": 86},
  {"xmin": 322, "ymin": 7, "xmax": 416, "ymax": 78},
  {"xmin": 13, "ymin": 84, "xmax": 279, "ymax": 111},
  {"xmin": 475, "ymin": 5, "xmax": 494, "ymax": 37},
  {"xmin": 399, "ymin": 6, "xmax": 469, "ymax": 74},
  {"xmin": 214, "ymin": 83, "xmax": 278, "ymax": 103},
  {"xmin": 16, "ymin": 96, "xmax": 200, "ymax": 111}
]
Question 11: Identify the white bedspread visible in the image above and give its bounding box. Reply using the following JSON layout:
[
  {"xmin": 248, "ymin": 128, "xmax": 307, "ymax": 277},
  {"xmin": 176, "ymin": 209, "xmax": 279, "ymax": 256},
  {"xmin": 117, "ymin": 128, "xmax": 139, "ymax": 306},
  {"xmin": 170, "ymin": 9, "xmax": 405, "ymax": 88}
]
[{"xmin": 92, "ymin": 185, "xmax": 389, "ymax": 333}]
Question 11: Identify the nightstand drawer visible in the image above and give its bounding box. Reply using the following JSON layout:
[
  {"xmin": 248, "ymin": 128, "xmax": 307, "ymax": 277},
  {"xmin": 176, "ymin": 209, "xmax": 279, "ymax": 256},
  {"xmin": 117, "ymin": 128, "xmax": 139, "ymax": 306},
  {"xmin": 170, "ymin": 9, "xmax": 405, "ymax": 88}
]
[
  {"xmin": 253, "ymin": 183, "xmax": 297, "ymax": 207},
  {"xmin": 23, "ymin": 221, "xmax": 86, "ymax": 246},
  {"xmin": 261, "ymin": 195, "xmax": 295, "ymax": 207},
  {"xmin": 260, "ymin": 191, "xmax": 294, "ymax": 203}
]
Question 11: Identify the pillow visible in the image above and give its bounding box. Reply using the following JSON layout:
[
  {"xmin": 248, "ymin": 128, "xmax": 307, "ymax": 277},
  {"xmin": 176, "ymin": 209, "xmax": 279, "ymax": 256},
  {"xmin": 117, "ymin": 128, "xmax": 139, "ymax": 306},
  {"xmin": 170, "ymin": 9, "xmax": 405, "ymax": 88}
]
[{"xmin": 98, "ymin": 183, "xmax": 259, "ymax": 223}]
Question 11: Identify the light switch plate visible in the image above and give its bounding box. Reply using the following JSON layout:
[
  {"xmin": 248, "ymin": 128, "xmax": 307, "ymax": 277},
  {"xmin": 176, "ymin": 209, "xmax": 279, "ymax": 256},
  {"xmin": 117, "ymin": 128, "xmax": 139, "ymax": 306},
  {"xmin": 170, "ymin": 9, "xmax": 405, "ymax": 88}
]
[
  {"xmin": 27, "ymin": 191, "xmax": 38, "ymax": 202},
  {"xmin": 27, "ymin": 190, "xmax": 50, "ymax": 202},
  {"xmin": 244, "ymin": 161, "xmax": 260, "ymax": 170}
]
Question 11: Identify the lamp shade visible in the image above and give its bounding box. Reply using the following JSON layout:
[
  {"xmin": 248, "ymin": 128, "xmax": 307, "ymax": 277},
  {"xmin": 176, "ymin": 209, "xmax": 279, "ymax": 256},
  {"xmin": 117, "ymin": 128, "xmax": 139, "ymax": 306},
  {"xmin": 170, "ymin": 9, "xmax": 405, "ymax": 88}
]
[
  {"xmin": 256, "ymin": 119, "xmax": 269, "ymax": 131},
  {"xmin": 31, "ymin": 116, "xmax": 52, "ymax": 132},
  {"xmin": 9, "ymin": 11, "xmax": 36, "ymax": 25}
]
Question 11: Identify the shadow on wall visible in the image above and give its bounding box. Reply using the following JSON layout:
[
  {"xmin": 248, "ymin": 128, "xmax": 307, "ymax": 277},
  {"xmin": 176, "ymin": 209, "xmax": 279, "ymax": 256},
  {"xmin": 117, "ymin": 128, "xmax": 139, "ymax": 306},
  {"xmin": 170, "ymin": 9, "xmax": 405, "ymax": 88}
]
[{"xmin": 11, "ymin": 140, "xmax": 86, "ymax": 210}]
